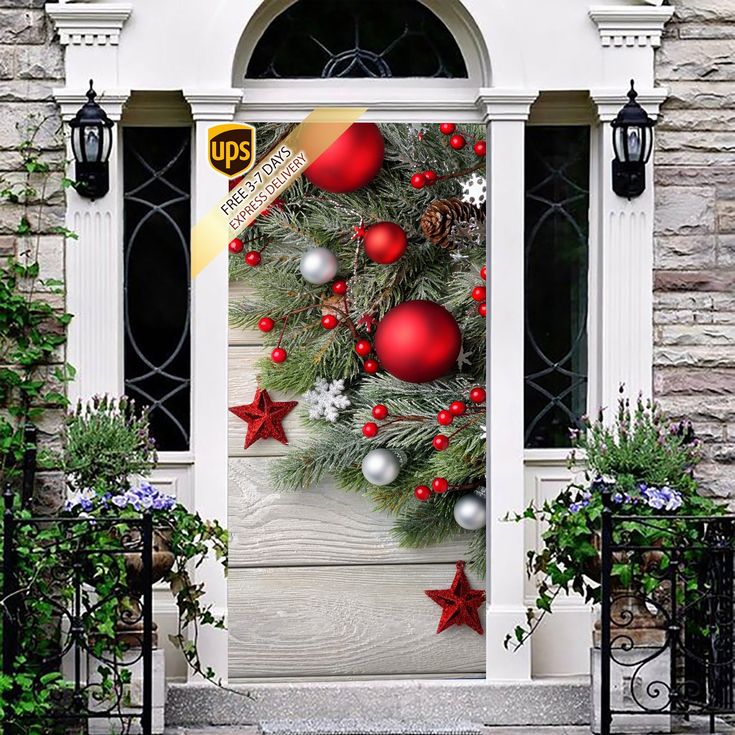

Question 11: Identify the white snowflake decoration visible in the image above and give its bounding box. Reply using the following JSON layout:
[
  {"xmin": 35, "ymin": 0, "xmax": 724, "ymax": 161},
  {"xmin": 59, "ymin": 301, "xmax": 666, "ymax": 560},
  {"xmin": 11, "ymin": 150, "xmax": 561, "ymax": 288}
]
[
  {"xmin": 456, "ymin": 345, "xmax": 472, "ymax": 371},
  {"xmin": 303, "ymin": 378, "xmax": 351, "ymax": 423},
  {"xmin": 479, "ymin": 424, "xmax": 487, "ymax": 441},
  {"xmin": 461, "ymin": 173, "xmax": 487, "ymax": 206},
  {"xmin": 450, "ymin": 251, "xmax": 469, "ymax": 261}
]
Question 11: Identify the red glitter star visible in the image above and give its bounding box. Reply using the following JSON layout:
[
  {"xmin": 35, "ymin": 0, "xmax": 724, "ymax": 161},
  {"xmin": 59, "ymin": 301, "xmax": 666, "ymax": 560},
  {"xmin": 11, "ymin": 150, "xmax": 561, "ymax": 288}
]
[
  {"xmin": 351, "ymin": 219, "xmax": 367, "ymax": 240},
  {"xmin": 229, "ymin": 387, "xmax": 297, "ymax": 449},
  {"xmin": 357, "ymin": 313, "xmax": 377, "ymax": 333},
  {"xmin": 425, "ymin": 561, "xmax": 485, "ymax": 635}
]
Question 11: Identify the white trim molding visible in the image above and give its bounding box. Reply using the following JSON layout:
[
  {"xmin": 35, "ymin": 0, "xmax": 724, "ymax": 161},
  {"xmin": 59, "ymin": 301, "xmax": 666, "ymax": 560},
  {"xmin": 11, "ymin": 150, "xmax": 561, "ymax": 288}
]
[
  {"xmin": 183, "ymin": 90, "xmax": 244, "ymax": 121},
  {"xmin": 46, "ymin": 3, "xmax": 132, "ymax": 46},
  {"xmin": 588, "ymin": 6, "xmax": 674, "ymax": 49},
  {"xmin": 54, "ymin": 88, "xmax": 131, "ymax": 122},
  {"xmin": 475, "ymin": 89, "xmax": 539, "ymax": 122},
  {"xmin": 590, "ymin": 87, "xmax": 669, "ymax": 122}
]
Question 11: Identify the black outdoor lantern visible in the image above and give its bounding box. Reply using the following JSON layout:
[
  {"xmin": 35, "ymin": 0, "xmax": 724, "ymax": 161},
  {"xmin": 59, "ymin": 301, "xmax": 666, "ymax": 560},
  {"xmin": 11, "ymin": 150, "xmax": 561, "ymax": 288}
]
[
  {"xmin": 610, "ymin": 80, "xmax": 656, "ymax": 199},
  {"xmin": 69, "ymin": 80, "xmax": 114, "ymax": 199}
]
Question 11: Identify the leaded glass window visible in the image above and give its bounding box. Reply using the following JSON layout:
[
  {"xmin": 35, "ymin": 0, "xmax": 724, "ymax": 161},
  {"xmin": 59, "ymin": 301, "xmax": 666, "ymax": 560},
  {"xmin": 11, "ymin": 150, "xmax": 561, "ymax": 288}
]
[
  {"xmin": 524, "ymin": 126, "xmax": 590, "ymax": 449},
  {"xmin": 246, "ymin": 0, "xmax": 467, "ymax": 79},
  {"xmin": 123, "ymin": 127, "xmax": 192, "ymax": 451}
]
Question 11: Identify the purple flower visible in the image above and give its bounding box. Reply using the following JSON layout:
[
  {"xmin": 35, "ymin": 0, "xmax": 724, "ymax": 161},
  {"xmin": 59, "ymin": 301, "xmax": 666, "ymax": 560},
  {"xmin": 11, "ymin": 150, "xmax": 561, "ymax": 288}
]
[{"xmin": 640, "ymin": 484, "xmax": 682, "ymax": 512}]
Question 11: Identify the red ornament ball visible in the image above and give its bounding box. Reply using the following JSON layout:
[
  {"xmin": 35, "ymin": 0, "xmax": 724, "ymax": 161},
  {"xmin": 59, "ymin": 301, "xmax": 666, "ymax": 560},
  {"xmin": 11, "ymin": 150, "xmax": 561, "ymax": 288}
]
[
  {"xmin": 470, "ymin": 386, "xmax": 487, "ymax": 404},
  {"xmin": 364, "ymin": 222, "xmax": 408, "ymax": 265},
  {"xmin": 355, "ymin": 339, "xmax": 372, "ymax": 357},
  {"xmin": 305, "ymin": 122, "xmax": 384, "ymax": 193},
  {"xmin": 372, "ymin": 404, "xmax": 389, "ymax": 420},
  {"xmin": 363, "ymin": 359, "xmax": 379, "ymax": 374},
  {"xmin": 414, "ymin": 485, "xmax": 431, "ymax": 502},
  {"xmin": 271, "ymin": 347, "xmax": 287, "ymax": 363},
  {"xmin": 321, "ymin": 314, "xmax": 338, "ymax": 330},
  {"xmin": 332, "ymin": 280, "xmax": 348, "ymax": 296},
  {"xmin": 437, "ymin": 410, "xmax": 453, "ymax": 426},
  {"xmin": 374, "ymin": 300, "xmax": 461, "ymax": 384},
  {"xmin": 471, "ymin": 285, "xmax": 487, "ymax": 302},
  {"xmin": 229, "ymin": 238, "xmax": 244, "ymax": 254},
  {"xmin": 478, "ymin": 302, "xmax": 487, "ymax": 317},
  {"xmin": 245, "ymin": 251, "xmax": 261, "ymax": 267},
  {"xmin": 439, "ymin": 123, "xmax": 456, "ymax": 135},
  {"xmin": 258, "ymin": 317, "xmax": 275, "ymax": 333},
  {"xmin": 424, "ymin": 170, "xmax": 438, "ymax": 185},
  {"xmin": 411, "ymin": 172, "xmax": 427, "ymax": 189},
  {"xmin": 432, "ymin": 477, "xmax": 449, "ymax": 494},
  {"xmin": 474, "ymin": 140, "xmax": 487, "ymax": 157},
  {"xmin": 433, "ymin": 434, "xmax": 449, "ymax": 451},
  {"xmin": 480, "ymin": 265, "xmax": 487, "ymax": 281},
  {"xmin": 362, "ymin": 421, "xmax": 379, "ymax": 438},
  {"xmin": 449, "ymin": 401, "xmax": 466, "ymax": 416},
  {"xmin": 449, "ymin": 134, "xmax": 466, "ymax": 150}
]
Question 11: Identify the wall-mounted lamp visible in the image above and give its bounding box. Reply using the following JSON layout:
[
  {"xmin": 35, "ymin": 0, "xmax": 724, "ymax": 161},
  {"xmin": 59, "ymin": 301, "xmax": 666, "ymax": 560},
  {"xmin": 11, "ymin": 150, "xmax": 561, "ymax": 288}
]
[
  {"xmin": 611, "ymin": 80, "xmax": 656, "ymax": 199},
  {"xmin": 69, "ymin": 80, "xmax": 114, "ymax": 200}
]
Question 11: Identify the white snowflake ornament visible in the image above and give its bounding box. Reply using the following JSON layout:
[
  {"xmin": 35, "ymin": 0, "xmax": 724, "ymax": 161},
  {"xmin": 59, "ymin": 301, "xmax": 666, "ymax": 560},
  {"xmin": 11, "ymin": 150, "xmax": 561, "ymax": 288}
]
[
  {"xmin": 303, "ymin": 378, "xmax": 351, "ymax": 422},
  {"xmin": 461, "ymin": 173, "xmax": 487, "ymax": 206},
  {"xmin": 456, "ymin": 345, "xmax": 472, "ymax": 371}
]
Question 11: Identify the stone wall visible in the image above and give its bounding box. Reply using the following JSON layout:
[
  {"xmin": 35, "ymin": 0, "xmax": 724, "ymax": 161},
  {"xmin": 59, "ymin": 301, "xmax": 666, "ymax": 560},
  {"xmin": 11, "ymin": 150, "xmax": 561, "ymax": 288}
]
[
  {"xmin": 654, "ymin": 0, "xmax": 735, "ymax": 498},
  {"xmin": 0, "ymin": 0, "xmax": 66, "ymax": 511}
]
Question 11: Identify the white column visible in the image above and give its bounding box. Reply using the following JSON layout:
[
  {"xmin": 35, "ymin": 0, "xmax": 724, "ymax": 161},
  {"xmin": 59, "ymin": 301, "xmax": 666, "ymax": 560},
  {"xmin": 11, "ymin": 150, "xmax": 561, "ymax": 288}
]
[
  {"xmin": 589, "ymin": 89, "xmax": 667, "ymax": 415},
  {"xmin": 476, "ymin": 90, "xmax": 538, "ymax": 681},
  {"xmin": 183, "ymin": 90, "xmax": 242, "ymax": 682}
]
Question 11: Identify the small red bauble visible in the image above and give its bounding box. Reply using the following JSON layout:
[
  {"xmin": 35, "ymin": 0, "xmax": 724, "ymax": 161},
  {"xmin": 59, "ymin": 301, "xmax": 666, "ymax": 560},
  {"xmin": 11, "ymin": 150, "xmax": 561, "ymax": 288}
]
[
  {"xmin": 480, "ymin": 265, "xmax": 487, "ymax": 281},
  {"xmin": 411, "ymin": 172, "xmax": 427, "ymax": 189},
  {"xmin": 363, "ymin": 359, "xmax": 379, "ymax": 374},
  {"xmin": 271, "ymin": 347, "xmax": 287, "ymax": 363},
  {"xmin": 363, "ymin": 222, "xmax": 408, "ymax": 265},
  {"xmin": 362, "ymin": 422, "xmax": 379, "ymax": 438},
  {"xmin": 229, "ymin": 238, "xmax": 244, "ymax": 254},
  {"xmin": 478, "ymin": 302, "xmax": 487, "ymax": 317},
  {"xmin": 245, "ymin": 251, "xmax": 261, "ymax": 267},
  {"xmin": 432, "ymin": 477, "xmax": 449, "ymax": 494},
  {"xmin": 355, "ymin": 339, "xmax": 372, "ymax": 357},
  {"xmin": 424, "ymin": 170, "xmax": 438, "ymax": 185},
  {"xmin": 470, "ymin": 386, "xmax": 487, "ymax": 404},
  {"xmin": 471, "ymin": 286, "xmax": 486, "ymax": 302},
  {"xmin": 332, "ymin": 280, "xmax": 348, "ymax": 296},
  {"xmin": 437, "ymin": 410, "xmax": 453, "ymax": 426},
  {"xmin": 433, "ymin": 434, "xmax": 449, "ymax": 451},
  {"xmin": 439, "ymin": 123, "xmax": 456, "ymax": 135},
  {"xmin": 449, "ymin": 134, "xmax": 466, "ymax": 150},
  {"xmin": 258, "ymin": 317, "xmax": 275, "ymax": 332},
  {"xmin": 449, "ymin": 401, "xmax": 466, "ymax": 416},
  {"xmin": 321, "ymin": 314, "xmax": 338, "ymax": 330},
  {"xmin": 474, "ymin": 140, "xmax": 487, "ymax": 157},
  {"xmin": 372, "ymin": 404, "xmax": 389, "ymax": 420},
  {"xmin": 305, "ymin": 122, "xmax": 384, "ymax": 193},
  {"xmin": 414, "ymin": 485, "xmax": 431, "ymax": 502}
]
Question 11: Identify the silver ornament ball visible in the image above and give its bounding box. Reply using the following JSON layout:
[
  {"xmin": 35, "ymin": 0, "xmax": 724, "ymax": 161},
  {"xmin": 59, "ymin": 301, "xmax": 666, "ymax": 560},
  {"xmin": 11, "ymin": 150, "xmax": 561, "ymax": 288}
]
[
  {"xmin": 361, "ymin": 448, "xmax": 401, "ymax": 486},
  {"xmin": 299, "ymin": 247, "xmax": 338, "ymax": 285},
  {"xmin": 453, "ymin": 489, "xmax": 486, "ymax": 530}
]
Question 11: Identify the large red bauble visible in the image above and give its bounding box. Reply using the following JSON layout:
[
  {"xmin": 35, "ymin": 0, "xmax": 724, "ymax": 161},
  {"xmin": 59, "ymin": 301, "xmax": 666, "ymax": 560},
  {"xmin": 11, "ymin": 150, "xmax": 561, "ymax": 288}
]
[
  {"xmin": 364, "ymin": 222, "xmax": 408, "ymax": 264},
  {"xmin": 305, "ymin": 123, "xmax": 384, "ymax": 193},
  {"xmin": 374, "ymin": 300, "xmax": 461, "ymax": 383}
]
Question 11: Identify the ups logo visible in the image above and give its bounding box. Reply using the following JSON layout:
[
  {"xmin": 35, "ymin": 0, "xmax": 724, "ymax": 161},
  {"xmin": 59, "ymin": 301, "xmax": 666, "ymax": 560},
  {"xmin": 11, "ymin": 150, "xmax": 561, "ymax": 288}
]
[{"xmin": 208, "ymin": 123, "xmax": 256, "ymax": 178}]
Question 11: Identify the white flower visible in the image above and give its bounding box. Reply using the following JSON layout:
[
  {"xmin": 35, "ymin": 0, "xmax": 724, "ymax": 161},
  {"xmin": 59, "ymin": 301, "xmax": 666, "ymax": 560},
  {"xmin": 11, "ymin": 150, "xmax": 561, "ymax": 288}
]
[
  {"xmin": 303, "ymin": 378, "xmax": 351, "ymax": 423},
  {"xmin": 461, "ymin": 173, "xmax": 487, "ymax": 206}
]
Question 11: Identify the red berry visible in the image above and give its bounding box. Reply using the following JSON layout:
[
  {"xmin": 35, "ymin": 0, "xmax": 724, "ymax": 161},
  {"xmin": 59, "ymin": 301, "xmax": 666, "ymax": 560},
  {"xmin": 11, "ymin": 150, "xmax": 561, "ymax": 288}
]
[
  {"xmin": 414, "ymin": 485, "xmax": 431, "ymax": 501},
  {"xmin": 271, "ymin": 347, "xmax": 287, "ymax": 363},
  {"xmin": 432, "ymin": 477, "xmax": 449, "ymax": 494},
  {"xmin": 470, "ymin": 386, "xmax": 487, "ymax": 404},
  {"xmin": 411, "ymin": 173, "xmax": 427, "ymax": 189},
  {"xmin": 433, "ymin": 434, "xmax": 449, "ymax": 451},
  {"xmin": 372, "ymin": 404, "xmax": 389, "ymax": 420},
  {"xmin": 478, "ymin": 302, "xmax": 487, "ymax": 317},
  {"xmin": 480, "ymin": 265, "xmax": 487, "ymax": 280},
  {"xmin": 437, "ymin": 410, "xmax": 453, "ymax": 426},
  {"xmin": 472, "ymin": 285, "xmax": 486, "ymax": 302},
  {"xmin": 449, "ymin": 134, "xmax": 466, "ymax": 150},
  {"xmin": 321, "ymin": 314, "xmax": 338, "ymax": 330},
  {"xmin": 424, "ymin": 170, "xmax": 438, "ymax": 185},
  {"xmin": 229, "ymin": 238, "xmax": 244, "ymax": 254},
  {"xmin": 355, "ymin": 339, "xmax": 372, "ymax": 357},
  {"xmin": 474, "ymin": 140, "xmax": 487, "ymax": 157},
  {"xmin": 332, "ymin": 280, "xmax": 348, "ymax": 296},
  {"xmin": 362, "ymin": 422, "xmax": 379, "ymax": 438},
  {"xmin": 245, "ymin": 251, "xmax": 261, "ymax": 266},
  {"xmin": 449, "ymin": 401, "xmax": 466, "ymax": 416},
  {"xmin": 363, "ymin": 359, "xmax": 379, "ymax": 374},
  {"xmin": 258, "ymin": 317, "xmax": 275, "ymax": 332},
  {"xmin": 439, "ymin": 123, "xmax": 456, "ymax": 135}
]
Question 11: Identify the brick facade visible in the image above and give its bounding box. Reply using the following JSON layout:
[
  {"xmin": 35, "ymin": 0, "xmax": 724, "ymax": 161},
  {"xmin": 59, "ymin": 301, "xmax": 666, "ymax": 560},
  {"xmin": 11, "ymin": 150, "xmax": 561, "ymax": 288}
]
[{"xmin": 654, "ymin": 0, "xmax": 735, "ymax": 498}]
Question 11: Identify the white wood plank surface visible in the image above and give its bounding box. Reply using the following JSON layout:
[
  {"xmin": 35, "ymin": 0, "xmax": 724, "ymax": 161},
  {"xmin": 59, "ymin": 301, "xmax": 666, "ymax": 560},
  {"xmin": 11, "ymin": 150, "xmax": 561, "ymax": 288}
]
[
  {"xmin": 228, "ymin": 458, "xmax": 470, "ymax": 567},
  {"xmin": 228, "ymin": 564, "xmax": 486, "ymax": 679}
]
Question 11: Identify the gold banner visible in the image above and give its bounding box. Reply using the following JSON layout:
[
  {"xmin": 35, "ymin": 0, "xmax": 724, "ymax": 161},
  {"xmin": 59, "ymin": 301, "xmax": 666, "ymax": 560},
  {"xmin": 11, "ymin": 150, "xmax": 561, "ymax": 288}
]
[{"xmin": 191, "ymin": 107, "xmax": 367, "ymax": 277}]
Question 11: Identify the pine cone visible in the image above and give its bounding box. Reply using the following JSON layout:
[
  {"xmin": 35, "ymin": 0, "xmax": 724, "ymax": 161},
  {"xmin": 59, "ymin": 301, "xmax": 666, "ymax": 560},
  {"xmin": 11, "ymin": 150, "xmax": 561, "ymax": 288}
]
[{"xmin": 420, "ymin": 197, "xmax": 485, "ymax": 248}]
